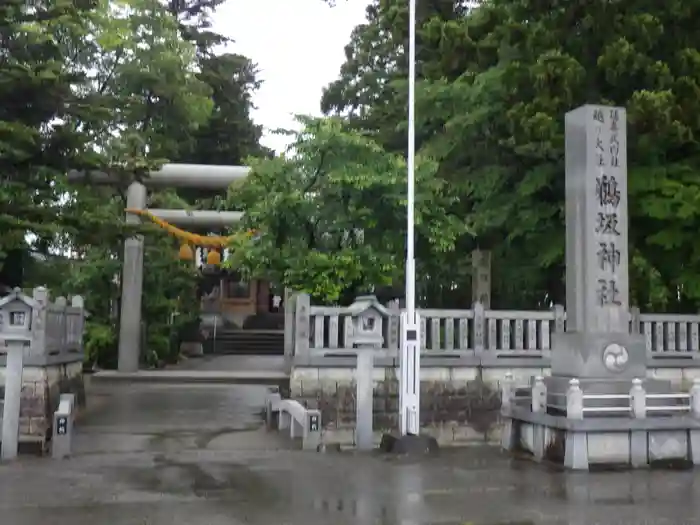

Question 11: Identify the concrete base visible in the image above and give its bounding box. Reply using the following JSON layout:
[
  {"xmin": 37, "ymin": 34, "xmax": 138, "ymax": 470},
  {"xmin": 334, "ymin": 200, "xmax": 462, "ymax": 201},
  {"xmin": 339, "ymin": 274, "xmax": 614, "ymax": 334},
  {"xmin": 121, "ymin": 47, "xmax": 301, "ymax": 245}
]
[
  {"xmin": 378, "ymin": 433, "xmax": 439, "ymax": 455},
  {"xmin": 501, "ymin": 405, "xmax": 700, "ymax": 470}
]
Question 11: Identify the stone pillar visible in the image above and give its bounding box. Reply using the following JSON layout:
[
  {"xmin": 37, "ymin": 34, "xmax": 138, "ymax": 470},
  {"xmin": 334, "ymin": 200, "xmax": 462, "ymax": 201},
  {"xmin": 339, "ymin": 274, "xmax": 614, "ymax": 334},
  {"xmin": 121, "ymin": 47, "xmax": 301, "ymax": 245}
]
[
  {"xmin": 283, "ymin": 288, "xmax": 295, "ymax": 358},
  {"xmin": 355, "ymin": 349, "xmax": 374, "ymax": 450},
  {"xmin": 386, "ymin": 299, "xmax": 400, "ymax": 351},
  {"xmin": 293, "ymin": 293, "xmax": 310, "ymax": 361},
  {"xmin": 471, "ymin": 249, "xmax": 491, "ymax": 309},
  {"xmin": 552, "ymin": 105, "xmax": 645, "ymax": 381},
  {"xmin": 118, "ymin": 181, "xmax": 147, "ymax": 373},
  {"xmin": 565, "ymin": 105, "xmax": 629, "ymax": 334}
]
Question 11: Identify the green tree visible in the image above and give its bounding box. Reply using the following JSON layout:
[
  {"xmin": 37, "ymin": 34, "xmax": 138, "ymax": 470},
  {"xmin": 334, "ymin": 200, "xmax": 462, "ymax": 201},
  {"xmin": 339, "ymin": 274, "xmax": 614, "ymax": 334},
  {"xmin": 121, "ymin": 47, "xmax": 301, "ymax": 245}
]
[
  {"xmin": 412, "ymin": 0, "xmax": 700, "ymax": 311},
  {"xmin": 0, "ymin": 0, "xmax": 107, "ymax": 291},
  {"xmin": 52, "ymin": 0, "xmax": 214, "ymax": 367},
  {"xmin": 321, "ymin": 0, "xmax": 479, "ymax": 307},
  {"xmin": 225, "ymin": 116, "xmax": 464, "ymax": 304},
  {"xmin": 324, "ymin": 0, "xmax": 700, "ymax": 312}
]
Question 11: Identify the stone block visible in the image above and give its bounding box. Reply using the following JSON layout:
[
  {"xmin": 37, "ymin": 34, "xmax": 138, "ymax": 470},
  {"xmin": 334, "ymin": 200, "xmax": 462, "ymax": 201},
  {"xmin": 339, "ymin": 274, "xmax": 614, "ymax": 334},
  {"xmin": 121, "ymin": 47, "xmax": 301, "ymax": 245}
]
[
  {"xmin": 420, "ymin": 367, "xmax": 450, "ymax": 382},
  {"xmin": 321, "ymin": 367, "xmax": 354, "ymax": 385},
  {"xmin": 587, "ymin": 433, "xmax": 629, "ymax": 464},
  {"xmin": 647, "ymin": 367, "xmax": 683, "ymax": 387},
  {"xmin": 452, "ymin": 424, "xmax": 483, "ymax": 443},
  {"xmin": 648, "ymin": 430, "xmax": 688, "ymax": 462},
  {"xmin": 450, "ymin": 366, "xmax": 478, "ymax": 382},
  {"xmin": 682, "ymin": 368, "xmax": 700, "ymax": 383},
  {"xmin": 29, "ymin": 416, "xmax": 48, "ymax": 437}
]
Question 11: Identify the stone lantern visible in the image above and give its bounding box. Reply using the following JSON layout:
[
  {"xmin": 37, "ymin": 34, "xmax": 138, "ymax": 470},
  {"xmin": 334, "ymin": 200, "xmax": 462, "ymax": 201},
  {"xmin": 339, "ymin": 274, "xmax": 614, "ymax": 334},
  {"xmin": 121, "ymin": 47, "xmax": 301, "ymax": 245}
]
[
  {"xmin": 0, "ymin": 288, "xmax": 39, "ymax": 460},
  {"xmin": 348, "ymin": 295, "xmax": 388, "ymax": 450}
]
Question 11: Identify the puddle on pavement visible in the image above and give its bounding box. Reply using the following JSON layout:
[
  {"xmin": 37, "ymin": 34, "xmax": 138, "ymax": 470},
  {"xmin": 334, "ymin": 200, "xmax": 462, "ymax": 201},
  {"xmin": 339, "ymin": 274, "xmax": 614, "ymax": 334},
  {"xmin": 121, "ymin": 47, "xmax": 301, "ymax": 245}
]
[
  {"xmin": 113, "ymin": 455, "xmax": 280, "ymax": 503},
  {"xmin": 146, "ymin": 424, "xmax": 262, "ymax": 450}
]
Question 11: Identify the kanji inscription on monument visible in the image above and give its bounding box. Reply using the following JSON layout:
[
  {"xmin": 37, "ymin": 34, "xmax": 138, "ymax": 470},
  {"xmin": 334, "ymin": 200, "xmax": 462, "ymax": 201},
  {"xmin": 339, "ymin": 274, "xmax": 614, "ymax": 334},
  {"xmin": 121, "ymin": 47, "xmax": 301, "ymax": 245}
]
[{"xmin": 564, "ymin": 104, "xmax": 629, "ymax": 336}]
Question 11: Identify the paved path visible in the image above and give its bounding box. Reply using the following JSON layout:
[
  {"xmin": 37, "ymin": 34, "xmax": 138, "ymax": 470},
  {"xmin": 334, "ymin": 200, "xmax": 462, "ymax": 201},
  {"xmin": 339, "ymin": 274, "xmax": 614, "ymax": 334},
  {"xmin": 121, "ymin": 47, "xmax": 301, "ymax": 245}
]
[{"xmin": 2, "ymin": 380, "xmax": 700, "ymax": 524}]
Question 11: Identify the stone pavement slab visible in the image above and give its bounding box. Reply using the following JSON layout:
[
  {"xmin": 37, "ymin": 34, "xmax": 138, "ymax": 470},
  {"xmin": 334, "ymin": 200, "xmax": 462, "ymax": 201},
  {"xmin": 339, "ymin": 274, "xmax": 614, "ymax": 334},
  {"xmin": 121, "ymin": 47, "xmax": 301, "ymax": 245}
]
[{"xmin": 1, "ymin": 381, "xmax": 700, "ymax": 524}]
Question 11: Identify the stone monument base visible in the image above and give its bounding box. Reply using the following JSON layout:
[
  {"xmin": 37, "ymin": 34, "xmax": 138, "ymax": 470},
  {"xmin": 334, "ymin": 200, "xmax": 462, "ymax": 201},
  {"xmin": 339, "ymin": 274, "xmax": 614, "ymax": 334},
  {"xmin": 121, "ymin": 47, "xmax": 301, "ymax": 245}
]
[{"xmin": 502, "ymin": 405, "xmax": 700, "ymax": 470}]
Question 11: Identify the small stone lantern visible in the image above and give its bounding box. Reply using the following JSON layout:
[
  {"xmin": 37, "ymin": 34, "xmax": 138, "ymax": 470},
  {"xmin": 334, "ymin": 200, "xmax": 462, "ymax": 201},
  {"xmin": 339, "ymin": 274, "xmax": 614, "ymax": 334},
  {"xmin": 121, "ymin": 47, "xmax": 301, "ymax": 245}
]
[
  {"xmin": 347, "ymin": 295, "xmax": 388, "ymax": 450},
  {"xmin": 0, "ymin": 288, "xmax": 39, "ymax": 460},
  {"xmin": 348, "ymin": 295, "xmax": 388, "ymax": 349},
  {"xmin": 0, "ymin": 288, "xmax": 38, "ymax": 346}
]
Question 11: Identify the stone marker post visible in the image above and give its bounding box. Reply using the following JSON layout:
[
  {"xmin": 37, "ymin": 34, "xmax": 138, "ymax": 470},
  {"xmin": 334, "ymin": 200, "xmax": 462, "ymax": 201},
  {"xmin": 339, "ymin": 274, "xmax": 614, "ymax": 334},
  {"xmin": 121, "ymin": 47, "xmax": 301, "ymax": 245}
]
[
  {"xmin": 550, "ymin": 105, "xmax": 646, "ymax": 387},
  {"xmin": 471, "ymin": 249, "xmax": 491, "ymax": 309}
]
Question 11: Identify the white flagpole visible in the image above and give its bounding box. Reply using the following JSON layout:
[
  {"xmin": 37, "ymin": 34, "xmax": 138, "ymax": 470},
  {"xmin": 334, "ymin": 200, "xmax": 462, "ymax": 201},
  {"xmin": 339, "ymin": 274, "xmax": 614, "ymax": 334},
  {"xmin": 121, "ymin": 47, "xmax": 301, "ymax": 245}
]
[{"xmin": 399, "ymin": 0, "xmax": 420, "ymax": 436}]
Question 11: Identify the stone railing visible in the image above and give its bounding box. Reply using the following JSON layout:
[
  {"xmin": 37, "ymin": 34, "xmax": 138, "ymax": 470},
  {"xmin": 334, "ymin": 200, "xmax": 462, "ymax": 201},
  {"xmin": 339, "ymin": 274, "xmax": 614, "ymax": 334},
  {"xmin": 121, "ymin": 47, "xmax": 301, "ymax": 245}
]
[
  {"xmin": 0, "ymin": 287, "xmax": 86, "ymax": 367},
  {"xmin": 633, "ymin": 311, "xmax": 700, "ymax": 360},
  {"xmin": 291, "ymin": 294, "xmax": 700, "ymax": 367}
]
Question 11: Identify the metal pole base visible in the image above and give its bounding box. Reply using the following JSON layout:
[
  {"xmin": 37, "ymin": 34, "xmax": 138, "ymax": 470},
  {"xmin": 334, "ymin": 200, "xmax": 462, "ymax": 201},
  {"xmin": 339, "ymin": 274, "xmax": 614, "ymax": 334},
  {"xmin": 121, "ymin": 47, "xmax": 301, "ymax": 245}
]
[{"xmin": 399, "ymin": 310, "xmax": 421, "ymax": 436}]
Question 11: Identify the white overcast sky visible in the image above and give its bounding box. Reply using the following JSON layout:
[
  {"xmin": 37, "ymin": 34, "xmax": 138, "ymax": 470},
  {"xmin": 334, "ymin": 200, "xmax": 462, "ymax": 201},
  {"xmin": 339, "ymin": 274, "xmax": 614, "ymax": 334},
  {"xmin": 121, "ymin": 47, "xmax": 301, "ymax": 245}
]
[{"xmin": 213, "ymin": 0, "xmax": 370, "ymax": 154}]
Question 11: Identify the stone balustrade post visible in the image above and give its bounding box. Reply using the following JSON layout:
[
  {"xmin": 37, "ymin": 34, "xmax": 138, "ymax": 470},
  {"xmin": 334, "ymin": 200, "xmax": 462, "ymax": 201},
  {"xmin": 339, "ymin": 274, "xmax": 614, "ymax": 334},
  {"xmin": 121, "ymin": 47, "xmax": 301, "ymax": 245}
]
[
  {"xmin": 690, "ymin": 379, "xmax": 700, "ymax": 418},
  {"xmin": 31, "ymin": 287, "xmax": 49, "ymax": 357},
  {"xmin": 630, "ymin": 378, "xmax": 646, "ymax": 419},
  {"xmin": 629, "ymin": 377, "xmax": 647, "ymax": 467},
  {"xmin": 532, "ymin": 376, "xmax": 546, "ymax": 413},
  {"xmin": 293, "ymin": 293, "xmax": 310, "ymax": 360},
  {"xmin": 552, "ymin": 304, "xmax": 565, "ymax": 333},
  {"xmin": 54, "ymin": 296, "xmax": 67, "ymax": 349},
  {"xmin": 566, "ymin": 378, "xmax": 583, "ymax": 420},
  {"xmin": 501, "ymin": 372, "xmax": 514, "ymax": 411},
  {"xmin": 472, "ymin": 301, "xmax": 485, "ymax": 356},
  {"xmin": 531, "ymin": 375, "xmax": 547, "ymax": 460},
  {"xmin": 564, "ymin": 377, "xmax": 588, "ymax": 469},
  {"xmin": 283, "ymin": 289, "xmax": 296, "ymax": 359},
  {"xmin": 71, "ymin": 296, "xmax": 85, "ymax": 352},
  {"xmin": 500, "ymin": 371, "xmax": 517, "ymax": 451},
  {"xmin": 629, "ymin": 307, "xmax": 641, "ymax": 335},
  {"xmin": 386, "ymin": 299, "xmax": 400, "ymax": 351}
]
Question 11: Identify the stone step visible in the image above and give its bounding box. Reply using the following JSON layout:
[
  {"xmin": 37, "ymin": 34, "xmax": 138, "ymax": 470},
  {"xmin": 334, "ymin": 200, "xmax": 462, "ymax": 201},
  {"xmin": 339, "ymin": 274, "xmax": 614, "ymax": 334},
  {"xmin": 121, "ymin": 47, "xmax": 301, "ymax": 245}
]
[{"xmin": 204, "ymin": 330, "xmax": 285, "ymax": 355}]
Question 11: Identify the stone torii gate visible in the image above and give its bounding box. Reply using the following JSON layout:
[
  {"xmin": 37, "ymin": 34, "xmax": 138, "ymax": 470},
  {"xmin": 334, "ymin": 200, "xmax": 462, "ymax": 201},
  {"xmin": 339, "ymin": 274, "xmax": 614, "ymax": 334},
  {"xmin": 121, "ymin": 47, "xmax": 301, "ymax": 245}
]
[{"xmin": 68, "ymin": 164, "xmax": 249, "ymax": 372}]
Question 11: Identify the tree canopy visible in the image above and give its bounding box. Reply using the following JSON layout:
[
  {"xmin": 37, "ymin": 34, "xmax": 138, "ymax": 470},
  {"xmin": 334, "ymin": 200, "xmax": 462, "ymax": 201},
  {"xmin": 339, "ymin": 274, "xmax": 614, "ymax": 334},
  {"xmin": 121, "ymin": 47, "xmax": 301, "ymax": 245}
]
[
  {"xmin": 5, "ymin": 0, "xmax": 700, "ymax": 369},
  {"xmin": 2, "ymin": 0, "xmax": 265, "ymax": 368},
  {"xmin": 225, "ymin": 116, "xmax": 464, "ymax": 304},
  {"xmin": 322, "ymin": 0, "xmax": 700, "ymax": 312}
]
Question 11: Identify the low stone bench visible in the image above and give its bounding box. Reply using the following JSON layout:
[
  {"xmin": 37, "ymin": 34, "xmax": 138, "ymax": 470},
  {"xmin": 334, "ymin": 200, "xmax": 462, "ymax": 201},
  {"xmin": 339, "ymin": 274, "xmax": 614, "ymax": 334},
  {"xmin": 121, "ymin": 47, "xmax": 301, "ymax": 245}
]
[{"xmin": 265, "ymin": 392, "xmax": 321, "ymax": 450}]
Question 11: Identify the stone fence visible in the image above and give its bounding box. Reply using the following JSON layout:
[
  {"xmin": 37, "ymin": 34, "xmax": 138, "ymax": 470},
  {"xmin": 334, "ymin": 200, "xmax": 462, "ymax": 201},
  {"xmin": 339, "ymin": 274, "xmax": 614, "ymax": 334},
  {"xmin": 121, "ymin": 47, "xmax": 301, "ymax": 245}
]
[
  {"xmin": 289, "ymin": 293, "xmax": 700, "ymax": 369},
  {"xmin": 0, "ymin": 287, "xmax": 86, "ymax": 367}
]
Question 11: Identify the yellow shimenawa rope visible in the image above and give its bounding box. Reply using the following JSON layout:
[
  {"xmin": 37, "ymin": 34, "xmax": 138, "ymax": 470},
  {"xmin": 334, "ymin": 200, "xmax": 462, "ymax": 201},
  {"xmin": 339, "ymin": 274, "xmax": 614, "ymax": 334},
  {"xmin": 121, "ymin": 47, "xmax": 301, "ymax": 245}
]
[{"xmin": 125, "ymin": 208, "xmax": 255, "ymax": 248}]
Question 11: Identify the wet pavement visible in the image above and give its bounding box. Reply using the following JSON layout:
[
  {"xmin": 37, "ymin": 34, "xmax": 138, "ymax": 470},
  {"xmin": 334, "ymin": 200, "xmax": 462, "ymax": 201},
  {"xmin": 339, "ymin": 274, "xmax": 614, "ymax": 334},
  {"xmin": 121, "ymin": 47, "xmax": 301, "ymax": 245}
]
[{"xmin": 2, "ymin": 381, "xmax": 700, "ymax": 524}]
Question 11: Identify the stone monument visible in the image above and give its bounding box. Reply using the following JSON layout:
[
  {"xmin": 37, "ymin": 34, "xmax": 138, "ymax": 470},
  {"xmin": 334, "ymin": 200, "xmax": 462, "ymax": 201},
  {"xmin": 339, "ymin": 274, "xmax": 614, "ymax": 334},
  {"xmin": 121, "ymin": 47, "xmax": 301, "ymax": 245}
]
[
  {"xmin": 544, "ymin": 104, "xmax": 661, "ymax": 402},
  {"xmin": 500, "ymin": 104, "xmax": 700, "ymax": 470},
  {"xmin": 471, "ymin": 249, "xmax": 491, "ymax": 309}
]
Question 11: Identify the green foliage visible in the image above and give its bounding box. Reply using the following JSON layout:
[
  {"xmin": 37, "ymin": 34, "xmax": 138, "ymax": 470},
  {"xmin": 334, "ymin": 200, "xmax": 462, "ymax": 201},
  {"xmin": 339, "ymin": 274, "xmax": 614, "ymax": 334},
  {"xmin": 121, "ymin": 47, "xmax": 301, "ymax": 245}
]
[
  {"xmin": 324, "ymin": 0, "xmax": 700, "ymax": 312},
  {"xmin": 0, "ymin": 0, "xmax": 106, "ymax": 270},
  {"xmin": 225, "ymin": 116, "xmax": 465, "ymax": 304},
  {"xmin": 5, "ymin": 0, "xmax": 264, "ymax": 367}
]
